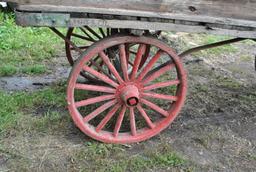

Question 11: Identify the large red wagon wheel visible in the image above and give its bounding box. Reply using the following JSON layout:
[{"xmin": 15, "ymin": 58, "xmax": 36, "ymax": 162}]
[{"xmin": 67, "ymin": 35, "xmax": 187, "ymax": 144}]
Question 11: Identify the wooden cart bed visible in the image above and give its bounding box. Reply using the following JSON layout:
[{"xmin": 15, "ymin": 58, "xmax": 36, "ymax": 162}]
[{"xmin": 4, "ymin": 0, "xmax": 256, "ymax": 38}]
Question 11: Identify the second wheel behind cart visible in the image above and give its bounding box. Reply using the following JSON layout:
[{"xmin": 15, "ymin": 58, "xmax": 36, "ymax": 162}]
[{"xmin": 65, "ymin": 27, "xmax": 160, "ymax": 81}]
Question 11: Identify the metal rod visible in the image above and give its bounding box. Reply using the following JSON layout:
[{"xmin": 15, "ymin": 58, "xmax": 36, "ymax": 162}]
[{"xmin": 179, "ymin": 38, "xmax": 247, "ymax": 58}]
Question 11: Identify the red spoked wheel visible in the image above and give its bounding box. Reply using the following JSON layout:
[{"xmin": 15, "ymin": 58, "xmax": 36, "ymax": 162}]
[{"xmin": 67, "ymin": 35, "xmax": 187, "ymax": 144}]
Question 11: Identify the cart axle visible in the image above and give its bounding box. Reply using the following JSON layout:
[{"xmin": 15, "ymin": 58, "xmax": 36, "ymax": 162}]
[{"xmin": 120, "ymin": 85, "xmax": 140, "ymax": 107}]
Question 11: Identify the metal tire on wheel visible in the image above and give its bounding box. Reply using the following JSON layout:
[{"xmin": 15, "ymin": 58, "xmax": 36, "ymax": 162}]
[{"xmin": 67, "ymin": 35, "xmax": 187, "ymax": 144}]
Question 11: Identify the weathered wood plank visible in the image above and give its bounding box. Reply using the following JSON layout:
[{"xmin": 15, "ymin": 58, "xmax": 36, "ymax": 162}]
[
  {"xmin": 5, "ymin": 0, "xmax": 256, "ymax": 38},
  {"xmin": 15, "ymin": 11, "xmax": 256, "ymax": 39},
  {"xmin": 5, "ymin": 0, "xmax": 256, "ymax": 22}
]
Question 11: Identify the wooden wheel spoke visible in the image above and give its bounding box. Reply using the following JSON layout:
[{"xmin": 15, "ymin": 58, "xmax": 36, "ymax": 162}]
[
  {"xmin": 129, "ymin": 108, "xmax": 137, "ymax": 136},
  {"xmin": 113, "ymin": 105, "xmax": 126, "ymax": 137},
  {"xmin": 97, "ymin": 60, "xmax": 105, "ymax": 72},
  {"xmin": 143, "ymin": 62, "xmax": 175, "ymax": 85},
  {"xmin": 125, "ymin": 43, "xmax": 130, "ymax": 65},
  {"xmin": 79, "ymin": 27, "xmax": 97, "ymax": 42},
  {"xmin": 96, "ymin": 104, "xmax": 120, "ymax": 132},
  {"xmin": 137, "ymin": 105, "xmax": 155, "ymax": 129},
  {"xmin": 88, "ymin": 56, "xmax": 100, "ymax": 67},
  {"xmin": 83, "ymin": 100, "xmax": 116, "ymax": 123},
  {"xmin": 119, "ymin": 44, "xmax": 129, "ymax": 81},
  {"xmin": 99, "ymin": 52, "xmax": 124, "ymax": 84},
  {"xmin": 141, "ymin": 99, "xmax": 169, "ymax": 117},
  {"xmin": 145, "ymin": 60, "xmax": 173, "ymax": 77},
  {"xmin": 143, "ymin": 80, "xmax": 180, "ymax": 91},
  {"xmin": 142, "ymin": 92, "xmax": 178, "ymax": 101},
  {"xmin": 75, "ymin": 84, "xmax": 116, "ymax": 93},
  {"xmin": 139, "ymin": 45, "xmax": 151, "ymax": 69},
  {"xmin": 99, "ymin": 28, "xmax": 106, "ymax": 38},
  {"xmin": 70, "ymin": 46, "xmax": 89, "ymax": 51},
  {"xmin": 107, "ymin": 28, "xmax": 110, "ymax": 36},
  {"xmin": 138, "ymin": 50, "xmax": 163, "ymax": 80},
  {"xmin": 130, "ymin": 51, "xmax": 137, "ymax": 55},
  {"xmin": 93, "ymin": 56, "xmax": 101, "ymax": 63},
  {"xmin": 131, "ymin": 44, "xmax": 146, "ymax": 80},
  {"xmin": 83, "ymin": 65, "xmax": 119, "ymax": 88},
  {"xmin": 75, "ymin": 95, "xmax": 115, "ymax": 108},
  {"xmin": 128, "ymin": 61, "xmax": 134, "ymax": 67},
  {"xmin": 71, "ymin": 33, "xmax": 94, "ymax": 42},
  {"xmin": 88, "ymin": 59, "xmax": 115, "ymax": 80},
  {"xmin": 85, "ymin": 26, "xmax": 102, "ymax": 39}
]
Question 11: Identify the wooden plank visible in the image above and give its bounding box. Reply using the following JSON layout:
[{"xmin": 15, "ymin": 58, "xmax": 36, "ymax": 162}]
[
  {"xmin": 69, "ymin": 18, "xmax": 256, "ymax": 39},
  {"xmin": 6, "ymin": 0, "xmax": 256, "ymax": 38},
  {"xmin": 5, "ymin": 0, "xmax": 256, "ymax": 22},
  {"xmin": 15, "ymin": 11, "xmax": 256, "ymax": 39}
]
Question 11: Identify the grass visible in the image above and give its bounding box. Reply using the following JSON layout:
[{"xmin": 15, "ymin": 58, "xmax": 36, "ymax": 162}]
[
  {"xmin": 20, "ymin": 64, "xmax": 48, "ymax": 75},
  {"xmin": 0, "ymin": 11, "xmax": 64, "ymax": 76},
  {"xmin": 74, "ymin": 143, "xmax": 189, "ymax": 172},
  {"xmin": 0, "ymin": 83, "xmax": 66, "ymax": 135},
  {"xmin": 0, "ymin": 64, "xmax": 17, "ymax": 76}
]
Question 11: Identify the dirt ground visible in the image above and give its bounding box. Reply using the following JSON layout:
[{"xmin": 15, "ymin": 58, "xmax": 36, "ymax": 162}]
[{"xmin": 0, "ymin": 35, "xmax": 255, "ymax": 172}]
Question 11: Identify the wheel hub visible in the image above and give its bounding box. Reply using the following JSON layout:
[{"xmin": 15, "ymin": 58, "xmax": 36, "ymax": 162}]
[{"xmin": 120, "ymin": 85, "xmax": 140, "ymax": 107}]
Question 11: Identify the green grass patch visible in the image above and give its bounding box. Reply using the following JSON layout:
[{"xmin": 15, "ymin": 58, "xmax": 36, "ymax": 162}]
[
  {"xmin": 74, "ymin": 143, "xmax": 189, "ymax": 172},
  {"xmin": 0, "ymin": 64, "xmax": 17, "ymax": 76},
  {"xmin": 0, "ymin": 64, "xmax": 48, "ymax": 76},
  {"xmin": 20, "ymin": 64, "xmax": 48, "ymax": 75},
  {"xmin": 0, "ymin": 84, "xmax": 66, "ymax": 135},
  {"xmin": 0, "ymin": 91, "xmax": 22, "ymax": 133},
  {"xmin": 0, "ymin": 11, "xmax": 64, "ymax": 76}
]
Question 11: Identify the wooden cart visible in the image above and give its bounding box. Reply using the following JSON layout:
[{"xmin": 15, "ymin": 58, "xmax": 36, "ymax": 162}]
[{"xmin": 3, "ymin": 0, "xmax": 256, "ymax": 144}]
